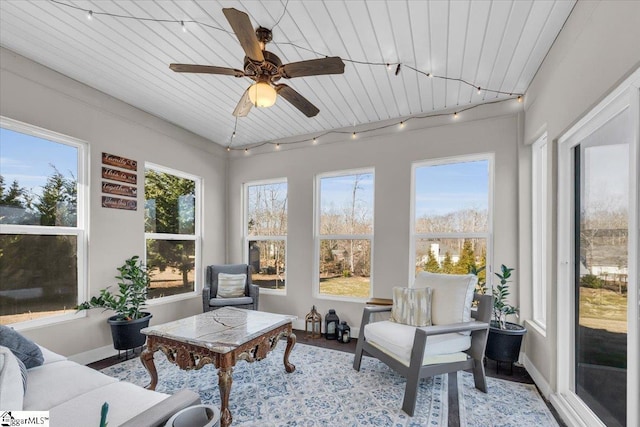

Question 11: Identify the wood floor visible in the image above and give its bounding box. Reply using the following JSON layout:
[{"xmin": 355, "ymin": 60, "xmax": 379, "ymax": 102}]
[{"xmin": 88, "ymin": 330, "xmax": 564, "ymax": 426}]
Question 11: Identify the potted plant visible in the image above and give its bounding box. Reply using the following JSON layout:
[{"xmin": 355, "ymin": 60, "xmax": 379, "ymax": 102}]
[
  {"xmin": 485, "ymin": 264, "xmax": 527, "ymax": 373},
  {"xmin": 77, "ymin": 256, "xmax": 152, "ymax": 351}
]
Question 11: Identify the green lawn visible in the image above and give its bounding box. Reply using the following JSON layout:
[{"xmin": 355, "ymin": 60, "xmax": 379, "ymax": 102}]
[{"xmin": 319, "ymin": 276, "xmax": 370, "ymax": 298}]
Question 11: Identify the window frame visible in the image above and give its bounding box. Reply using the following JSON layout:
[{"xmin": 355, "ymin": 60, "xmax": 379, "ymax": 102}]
[
  {"xmin": 409, "ymin": 153, "xmax": 494, "ymax": 286},
  {"xmin": 314, "ymin": 168, "xmax": 375, "ymax": 302},
  {"xmin": 144, "ymin": 162, "xmax": 202, "ymax": 304},
  {"xmin": 243, "ymin": 177, "xmax": 288, "ymax": 296},
  {"xmin": 532, "ymin": 133, "xmax": 548, "ymax": 332},
  {"xmin": 0, "ymin": 116, "xmax": 89, "ymax": 329}
]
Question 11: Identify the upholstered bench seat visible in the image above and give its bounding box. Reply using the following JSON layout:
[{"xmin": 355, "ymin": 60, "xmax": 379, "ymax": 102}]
[
  {"xmin": 208, "ymin": 296, "xmax": 254, "ymax": 308},
  {"xmin": 364, "ymin": 320, "xmax": 470, "ymax": 367}
]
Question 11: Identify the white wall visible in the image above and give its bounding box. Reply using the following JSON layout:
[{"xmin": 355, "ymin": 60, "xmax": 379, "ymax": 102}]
[
  {"xmin": 227, "ymin": 103, "xmax": 520, "ymax": 331},
  {"xmin": 519, "ymin": 0, "xmax": 640, "ymax": 394},
  {"xmin": 0, "ymin": 47, "xmax": 227, "ymax": 358}
]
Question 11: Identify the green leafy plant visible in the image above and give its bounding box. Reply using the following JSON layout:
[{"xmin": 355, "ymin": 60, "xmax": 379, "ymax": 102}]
[
  {"xmin": 469, "ymin": 264, "xmax": 487, "ymax": 295},
  {"xmin": 76, "ymin": 256, "xmax": 150, "ymax": 320},
  {"xmin": 493, "ymin": 264, "xmax": 519, "ymax": 329}
]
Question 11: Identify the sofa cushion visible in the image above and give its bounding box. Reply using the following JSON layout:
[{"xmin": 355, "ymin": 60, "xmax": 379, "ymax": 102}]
[
  {"xmin": 209, "ymin": 296, "xmax": 254, "ymax": 307},
  {"xmin": 38, "ymin": 345, "xmax": 67, "ymax": 365},
  {"xmin": 390, "ymin": 286, "xmax": 432, "ymax": 327},
  {"xmin": 0, "ymin": 345, "xmax": 24, "ymax": 410},
  {"xmin": 49, "ymin": 382, "xmax": 169, "ymax": 427},
  {"xmin": 414, "ymin": 272, "xmax": 476, "ymax": 334},
  {"xmin": 0, "ymin": 325, "xmax": 44, "ymax": 368},
  {"xmin": 364, "ymin": 320, "xmax": 470, "ymax": 367},
  {"xmin": 217, "ymin": 273, "xmax": 247, "ymax": 298},
  {"xmin": 23, "ymin": 360, "xmax": 118, "ymax": 410}
]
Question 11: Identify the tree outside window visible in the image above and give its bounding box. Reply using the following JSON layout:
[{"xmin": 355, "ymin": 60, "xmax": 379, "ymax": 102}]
[
  {"xmin": 413, "ymin": 157, "xmax": 492, "ymax": 293},
  {"xmin": 245, "ymin": 181, "xmax": 287, "ymax": 291},
  {"xmin": 317, "ymin": 171, "xmax": 374, "ymax": 299},
  {"xmin": 0, "ymin": 123, "xmax": 85, "ymax": 326},
  {"xmin": 144, "ymin": 166, "xmax": 200, "ymax": 299}
]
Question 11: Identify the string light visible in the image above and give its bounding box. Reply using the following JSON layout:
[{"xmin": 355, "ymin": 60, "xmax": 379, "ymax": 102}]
[
  {"xmin": 477, "ymin": 87, "xmax": 482, "ymax": 94},
  {"xmin": 399, "ymin": 121, "xmax": 405, "ymax": 128},
  {"xmin": 50, "ymin": 0, "xmax": 524, "ymax": 99},
  {"xmin": 275, "ymin": 143, "xmax": 280, "ymax": 149},
  {"xmin": 49, "ymin": 0, "xmax": 527, "ymax": 154},
  {"xmin": 229, "ymin": 97, "xmax": 520, "ymax": 153}
]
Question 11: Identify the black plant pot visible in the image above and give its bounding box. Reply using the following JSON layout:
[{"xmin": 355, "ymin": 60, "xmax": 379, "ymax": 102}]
[
  {"xmin": 485, "ymin": 321, "xmax": 527, "ymax": 368},
  {"xmin": 107, "ymin": 313, "xmax": 152, "ymax": 351}
]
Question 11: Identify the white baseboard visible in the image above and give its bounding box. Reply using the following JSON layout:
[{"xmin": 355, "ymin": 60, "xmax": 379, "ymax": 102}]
[
  {"xmin": 69, "ymin": 344, "xmax": 119, "ymax": 365},
  {"xmin": 550, "ymin": 393, "xmax": 588, "ymax": 427},
  {"xmin": 522, "ymin": 353, "xmax": 552, "ymax": 398}
]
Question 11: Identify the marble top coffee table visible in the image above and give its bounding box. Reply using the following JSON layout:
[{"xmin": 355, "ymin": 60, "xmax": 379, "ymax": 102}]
[{"xmin": 140, "ymin": 307, "xmax": 297, "ymax": 427}]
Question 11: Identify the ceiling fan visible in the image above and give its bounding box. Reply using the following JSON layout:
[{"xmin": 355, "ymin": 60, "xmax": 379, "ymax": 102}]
[{"xmin": 169, "ymin": 8, "xmax": 345, "ymax": 118}]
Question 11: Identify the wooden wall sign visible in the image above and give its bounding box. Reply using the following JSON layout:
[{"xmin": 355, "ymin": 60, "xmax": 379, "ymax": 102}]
[
  {"xmin": 102, "ymin": 152, "xmax": 137, "ymax": 171},
  {"xmin": 102, "ymin": 196, "xmax": 137, "ymax": 211},
  {"xmin": 102, "ymin": 167, "xmax": 137, "ymax": 184},
  {"xmin": 102, "ymin": 182, "xmax": 137, "ymax": 198}
]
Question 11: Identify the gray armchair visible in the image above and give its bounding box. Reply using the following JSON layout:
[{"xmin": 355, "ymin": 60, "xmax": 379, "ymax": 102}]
[
  {"xmin": 203, "ymin": 264, "xmax": 259, "ymax": 312},
  {"xmin": 353, "ymin": 272, "xmax": 491, "ymax": 416}
]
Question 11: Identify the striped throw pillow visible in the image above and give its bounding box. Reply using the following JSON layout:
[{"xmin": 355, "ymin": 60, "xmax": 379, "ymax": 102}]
[
  {"xmin": 217, "ymin": 273, "xmax": 247, "ymax": 298},
  {"xmin": 390, "ymin": 286, "xmax": 433, "ymax": 327}
]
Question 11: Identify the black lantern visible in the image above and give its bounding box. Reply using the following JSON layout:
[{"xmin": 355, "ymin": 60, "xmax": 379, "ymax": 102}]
[
  {"xmin": 337, "ymin": 321, "xmax": 351, "ymax": 343},
  {"xmin": 325, "ymin": 309, "xmax": 339, "ymax": 340},
  {"xmin": 305, "ymin": 306, "xmax": 322, "ymax": 339}
]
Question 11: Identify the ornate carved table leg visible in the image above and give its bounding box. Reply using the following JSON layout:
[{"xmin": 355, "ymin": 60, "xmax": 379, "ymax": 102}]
[
  {"xmin": 218, "ymin": 367, "xmax": 233, "ymax": 427},
  {"xmin": 284, "ymin": 331, "xmax": 296, "ymax": 373},
  {"xmin": 140, "ymin": 347, "xmax": 158, "ymax": 390}
]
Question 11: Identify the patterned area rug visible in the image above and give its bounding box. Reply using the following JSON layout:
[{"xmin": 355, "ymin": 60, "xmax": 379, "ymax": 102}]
[{"xmin": 101, "ymin": 343, "xmax": 557, "ymax": 427}]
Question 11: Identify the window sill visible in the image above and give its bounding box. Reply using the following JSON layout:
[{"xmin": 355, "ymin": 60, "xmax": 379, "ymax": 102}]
[
  {"xmin": 9, "ymin": 310, "xmax": 86, "ymax": 332},
  {"xmin": 315, "ymin": 293, "xmax": 370, "ymax": 304},
  {"xmin": 147, "ymin": 291, "xmax": 199, "ymax": 306},
  {"xmin": 259, "ymin": 288, "xmax": 287, "ymax": 296},
  {"xmin": 525, "ymin": 319, "xmax": 547, "ymax": 337}
]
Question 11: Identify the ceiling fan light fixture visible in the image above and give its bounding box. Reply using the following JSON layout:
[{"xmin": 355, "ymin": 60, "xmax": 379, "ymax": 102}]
[{"xmin": 248, "ymin": 82, "xmax": 277, "ymax": 108}]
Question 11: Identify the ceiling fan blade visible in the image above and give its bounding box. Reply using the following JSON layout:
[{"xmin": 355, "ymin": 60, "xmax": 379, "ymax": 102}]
[
  {"xmin": 222, "ymin": 8, "xmax": 264, "ymax": 63},
  {"xmin": 276, "ymin": 84, "xmax": 319, "ymax": 117},
  {"xmin": 169, "ymin": 63, "xmax": 245, "ymax": 77},
  {"xmin": 279, "ymin": 57, "xmax": 345, "ymax": 79},
  {"xmin": 233, "ymin": 88, "xmax": 253, "ymax": 117}
]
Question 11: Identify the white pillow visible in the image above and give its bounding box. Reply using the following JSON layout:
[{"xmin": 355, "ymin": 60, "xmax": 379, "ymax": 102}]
[
  {"xmin": 217, "ymin": 273, "xmax": 247, "ymax": 298},
  {"xmin": 0, "ymin": 345, "xmax": 24, "ymax": 410},
  {"xmin": 414, "ymin": 272, "xmax": 476, "ymax": 332},
  {"xmin": 390, "ymin": 287, "xmax": 432, "ymax": 327}
]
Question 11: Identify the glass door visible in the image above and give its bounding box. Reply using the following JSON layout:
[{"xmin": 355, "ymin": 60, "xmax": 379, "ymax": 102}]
[
  {"xmin": 558, "ymin": 71, "xmax": 639, "ymax": 427},
  {"xmin": 573, "ymin": 107, "xmax": 631, "ymax": 427}
]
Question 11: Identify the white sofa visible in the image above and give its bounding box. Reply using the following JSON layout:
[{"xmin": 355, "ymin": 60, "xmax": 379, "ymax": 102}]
[{"xmin": 4, "ymin": 345, "xmax": 199, "ymax": 427}]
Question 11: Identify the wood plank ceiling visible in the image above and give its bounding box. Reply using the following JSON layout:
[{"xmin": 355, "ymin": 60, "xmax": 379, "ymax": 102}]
[{"xmin": 0, "ymin": 0, "xmax": 575, "ymax": 148}]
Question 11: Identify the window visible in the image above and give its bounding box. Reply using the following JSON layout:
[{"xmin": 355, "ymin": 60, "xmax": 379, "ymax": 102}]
[
  {"xmin": 411, "ymin": 155, "xmax": 492, "ymax": 292},
  {"xmin": 244, "ymin": 180, "xmax": 287, "ymax": 292},
  {"xmin": 144, "ymin": 164, "xmax": 200, "ymax": 300},
  {"xmin": 316, "ymin": 170, "xmax": 374, "ymax": 300},
  {"xmin": 0, "ymin": 117, "xmax": 87, "ymax": 326},
  {"xmin": 532, "ymin": 134, "xmax": 548, "ymax": 330}
]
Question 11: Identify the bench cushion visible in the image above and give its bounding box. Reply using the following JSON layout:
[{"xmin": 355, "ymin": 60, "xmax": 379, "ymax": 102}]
[{"xmin": 365, "ymin": 320, "xmax": 470, "ymax": 366}]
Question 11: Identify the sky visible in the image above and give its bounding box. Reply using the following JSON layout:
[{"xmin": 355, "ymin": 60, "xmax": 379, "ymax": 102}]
[
  {"xmin": 415, "ymin": 160, "xmax": 489, "ymax": 217},
  {"xmin": 320, "ymin": 173, "xmax": 374, "ymax": 214},
  {"xmin": 0, "ymin": 128, "xmax": 78, "ymax": 197}
]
